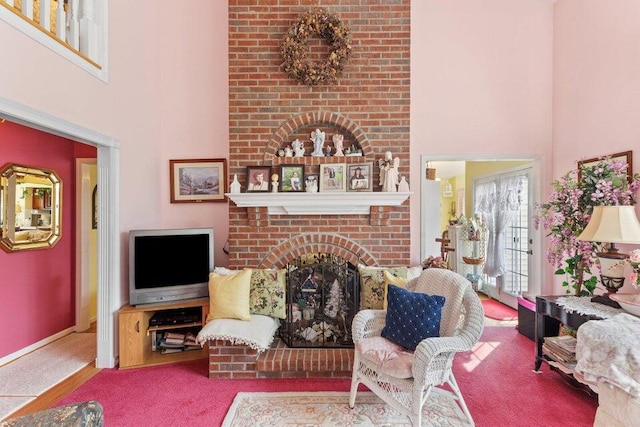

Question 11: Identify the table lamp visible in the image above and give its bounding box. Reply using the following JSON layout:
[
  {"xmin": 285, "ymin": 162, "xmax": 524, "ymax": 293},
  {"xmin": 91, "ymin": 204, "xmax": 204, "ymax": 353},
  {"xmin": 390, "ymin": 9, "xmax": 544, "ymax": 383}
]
[{"xmin": 578, "ymin": 206, "xmax": 640, "ymax": 305}]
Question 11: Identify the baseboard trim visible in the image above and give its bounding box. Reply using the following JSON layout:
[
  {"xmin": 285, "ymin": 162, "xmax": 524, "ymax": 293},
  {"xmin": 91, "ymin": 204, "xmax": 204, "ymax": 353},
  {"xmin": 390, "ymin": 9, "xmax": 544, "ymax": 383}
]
[{"xmin": 0, "ymin": 327, "xmax": 76, "ymax": 368}]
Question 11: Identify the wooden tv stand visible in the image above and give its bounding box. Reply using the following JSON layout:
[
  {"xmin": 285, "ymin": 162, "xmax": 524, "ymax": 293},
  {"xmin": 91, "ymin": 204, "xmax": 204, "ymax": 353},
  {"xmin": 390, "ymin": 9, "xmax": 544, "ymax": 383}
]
[{"xmin": 118, "ymin": 297, "xmax": 209, "ymax": 369}]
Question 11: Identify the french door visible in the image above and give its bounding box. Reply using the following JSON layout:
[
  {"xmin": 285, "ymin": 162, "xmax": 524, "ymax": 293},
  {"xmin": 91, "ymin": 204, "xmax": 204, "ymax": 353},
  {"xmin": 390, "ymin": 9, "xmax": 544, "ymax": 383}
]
[{"xmin": 474, "ymin": 167, "xmax": 534, "ymax": 309}]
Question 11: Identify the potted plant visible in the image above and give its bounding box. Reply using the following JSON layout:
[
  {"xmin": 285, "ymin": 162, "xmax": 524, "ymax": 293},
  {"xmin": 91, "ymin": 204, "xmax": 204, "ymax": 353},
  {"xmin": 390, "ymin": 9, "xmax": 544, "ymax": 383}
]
[{"xmin": 535, "ymin": 158, "xmax": 640, "ymax": 295}]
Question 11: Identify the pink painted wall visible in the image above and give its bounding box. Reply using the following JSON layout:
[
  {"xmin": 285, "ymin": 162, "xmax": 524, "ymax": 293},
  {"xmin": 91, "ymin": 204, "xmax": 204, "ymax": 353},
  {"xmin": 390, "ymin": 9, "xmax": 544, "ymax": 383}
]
[
  {"xmin": 0, "ymin": 1, "xmax": 551, "ymax": 275},
  {"xmin": 553, "ymin": 0, "xmax": 640, "ymax": 294},
  {"xmin": 8, "ymin": 0, "xmax": 633, "ymax": 354},
  {"xmin": 410, "ymin": 0, "xmax": 554, "ymax": 265},
  {"xmin": 0, "ymin": 122, "xmax": 96, "ymax": 356},
  {"xmin": 0, "ymin": 2, "xmax": 230, "ymax": 308}
]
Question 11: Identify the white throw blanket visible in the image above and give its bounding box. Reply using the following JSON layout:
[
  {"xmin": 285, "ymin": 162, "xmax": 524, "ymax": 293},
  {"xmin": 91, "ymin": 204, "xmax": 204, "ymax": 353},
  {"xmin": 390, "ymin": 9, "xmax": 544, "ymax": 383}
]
[
  {"xmin": 575, "ymin": 313, "xmax": 640, "ymax": 397},
  {"xmin": 555, "ymin": 296, "xmax": 623, "ymax": 318},
  {"xmin": 196, "ymin": 314, "xmax": 280, "ymax": 353}
]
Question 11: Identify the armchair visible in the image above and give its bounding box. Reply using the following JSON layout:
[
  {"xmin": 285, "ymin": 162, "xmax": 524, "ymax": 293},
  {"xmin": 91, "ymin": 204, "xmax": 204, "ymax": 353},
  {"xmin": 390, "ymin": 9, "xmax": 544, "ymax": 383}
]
[
  {"xmin": 349, "ymin": 268, "xmax": 484, "ymax": 426},
  {"xmin": 1, "ymin": 401, "xmax": 103, "ymax": 427}
]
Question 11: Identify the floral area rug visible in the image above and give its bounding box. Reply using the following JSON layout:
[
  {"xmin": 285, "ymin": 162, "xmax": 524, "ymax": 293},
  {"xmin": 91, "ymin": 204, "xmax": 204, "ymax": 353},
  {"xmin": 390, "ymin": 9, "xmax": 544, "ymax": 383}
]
[{"xmin": 222, "ymin": 390, "xmax": 470, "ymax": 426}]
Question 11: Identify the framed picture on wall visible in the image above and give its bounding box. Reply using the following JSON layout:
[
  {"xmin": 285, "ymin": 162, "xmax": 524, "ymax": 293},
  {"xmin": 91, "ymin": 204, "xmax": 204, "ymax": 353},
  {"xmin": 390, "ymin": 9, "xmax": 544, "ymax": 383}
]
[
  {"xmin": 578, "ymin": 151, "xmax": 633, "ymax": 183},
  {"xmin": 245, "ymin": 166, "xmax": 271, "ymax": 192},
  {"xmin": 319, "ymin": 163, "xmax": 346, "ymax": 192},
  {"xmin": 346, "ymin": 162, "xmax": 373, "ymax": 192},
  {"xmin": 169, "ymin": 158, "xmax": 227, "ymax": 203},
  {"xmin": 279, "ymin": 164, "xmax": 305, "ymax": 192}
]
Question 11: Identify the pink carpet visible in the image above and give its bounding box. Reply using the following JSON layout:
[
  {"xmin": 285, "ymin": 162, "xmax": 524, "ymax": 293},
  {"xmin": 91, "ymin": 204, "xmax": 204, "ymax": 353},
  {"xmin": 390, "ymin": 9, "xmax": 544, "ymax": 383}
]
[
  {"xmin": 482, "ymin": 298, "xmax": 518, "ymax": 320},
  {"xmin": 58, "ymin": 327, "xmax": 596, "ymax": 426}
]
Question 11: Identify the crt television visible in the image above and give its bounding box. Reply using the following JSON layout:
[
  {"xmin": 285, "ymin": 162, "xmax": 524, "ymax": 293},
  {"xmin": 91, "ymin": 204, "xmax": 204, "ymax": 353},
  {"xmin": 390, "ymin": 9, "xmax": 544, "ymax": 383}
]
[{"xmin": 129, "ymin": 228, "xmax": 214, "ymax": 305}]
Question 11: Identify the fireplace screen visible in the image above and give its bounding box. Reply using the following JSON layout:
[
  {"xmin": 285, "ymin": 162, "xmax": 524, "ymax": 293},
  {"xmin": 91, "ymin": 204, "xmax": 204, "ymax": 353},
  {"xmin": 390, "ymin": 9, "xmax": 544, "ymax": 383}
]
[{"xmin": 280, "ymin": 253, "xmax": 359, "ymax": 348}]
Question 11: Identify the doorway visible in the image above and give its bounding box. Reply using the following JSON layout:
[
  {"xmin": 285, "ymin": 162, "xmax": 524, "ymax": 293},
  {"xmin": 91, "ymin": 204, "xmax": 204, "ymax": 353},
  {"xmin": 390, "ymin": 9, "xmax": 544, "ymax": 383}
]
[
  {"xmin": 420, "ymin": 156, "xmax": 542, "ymax": 309},
  {"xmin": 1, "ymin": 97, "xmax": 120, "ymax": 368},
  {"xmin": 473, "ymin": 165, "xmax": 534, "ymax": 308}
]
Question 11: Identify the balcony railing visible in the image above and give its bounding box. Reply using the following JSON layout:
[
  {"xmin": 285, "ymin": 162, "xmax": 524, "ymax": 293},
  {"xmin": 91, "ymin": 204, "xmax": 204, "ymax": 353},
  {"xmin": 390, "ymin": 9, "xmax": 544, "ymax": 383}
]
[{"xmin": 0, "ymin": 0, "xmax": 107, "ymax": 81}]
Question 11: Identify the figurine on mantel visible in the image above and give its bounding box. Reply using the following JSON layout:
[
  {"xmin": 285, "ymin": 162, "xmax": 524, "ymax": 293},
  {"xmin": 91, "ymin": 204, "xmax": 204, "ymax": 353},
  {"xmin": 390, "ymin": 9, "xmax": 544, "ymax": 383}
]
[
  {"xmin": 305, "ymin": 175, "xmax": 318, "ymax": 192},
  {"xmin": 333, "ymin": 134, "xmax": 344, "ymax": 156},
  {"xmin": 398, "ymin": 175, "xmax": 410, "ymax": 192},
  {"xmin": 292, "ymin": 139, "xmax": 305, "ymax": 157},
  {"xmin": 311, "ymin": 129, "xmax": 325, "ymax": 157},
  {"xmin": 345, "ymin": 144, "xmax": 362, "ymax": 156},
  {"xmin": 379, "ymin": 151, "xmax": 400, "ymax": 192},
  {"xmin": 271, "ymin": 173, "xmax": 279, "ymax": 193},
  {"xmin": 229, "ymin": 174, "xmax": 241, "ymax": 193}
]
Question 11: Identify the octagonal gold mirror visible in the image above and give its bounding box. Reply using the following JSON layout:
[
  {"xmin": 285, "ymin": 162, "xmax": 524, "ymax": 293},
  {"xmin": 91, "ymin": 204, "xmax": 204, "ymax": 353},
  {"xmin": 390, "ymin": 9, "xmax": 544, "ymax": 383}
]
[{"xmin": 0, "ymin": 163, "xmax": 62, "ymax": 252}]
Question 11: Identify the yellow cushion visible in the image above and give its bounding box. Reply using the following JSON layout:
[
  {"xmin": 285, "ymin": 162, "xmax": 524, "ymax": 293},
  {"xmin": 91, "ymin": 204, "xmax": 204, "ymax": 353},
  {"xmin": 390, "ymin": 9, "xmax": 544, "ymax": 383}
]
[
  {"xmin": 207, "ymin": 269, "xmax": 252, "ymax": 321},
  {"xmin": 383, "ymin": 270, "xmax": 410, "ymax": 310}
]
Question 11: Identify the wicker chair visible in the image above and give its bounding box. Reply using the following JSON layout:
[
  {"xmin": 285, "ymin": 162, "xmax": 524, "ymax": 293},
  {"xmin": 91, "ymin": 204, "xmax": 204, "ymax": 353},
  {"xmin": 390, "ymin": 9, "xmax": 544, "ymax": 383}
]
[{"xmin": 349, "ymin": 268, "xmax": 484, "ymax": 426}]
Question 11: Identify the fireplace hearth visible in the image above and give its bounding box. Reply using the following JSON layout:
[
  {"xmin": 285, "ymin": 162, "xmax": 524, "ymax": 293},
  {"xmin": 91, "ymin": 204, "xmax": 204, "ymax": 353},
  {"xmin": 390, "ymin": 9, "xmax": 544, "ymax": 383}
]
[{"xmin": 280, "ymin": 253, "xmax": 359, "ymax": 348}]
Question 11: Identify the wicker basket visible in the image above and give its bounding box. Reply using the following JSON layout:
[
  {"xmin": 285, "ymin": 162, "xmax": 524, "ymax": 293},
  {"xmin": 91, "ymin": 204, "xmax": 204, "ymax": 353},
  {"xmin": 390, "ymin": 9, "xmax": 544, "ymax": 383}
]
[{"xmin": 462, "ymin": 256, "xmax": 485, "ymax": 265}]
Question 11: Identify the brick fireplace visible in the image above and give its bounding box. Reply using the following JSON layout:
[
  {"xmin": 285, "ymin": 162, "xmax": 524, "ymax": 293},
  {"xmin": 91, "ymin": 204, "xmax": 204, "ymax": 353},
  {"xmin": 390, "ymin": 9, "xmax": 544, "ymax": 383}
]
[
  {"xmin": 221, "ymin": 0, "xmax": 411, "ymax": 378},
  {"xmin": 228, "ymin": 0, "xmax": 411, "ymax": 270}
]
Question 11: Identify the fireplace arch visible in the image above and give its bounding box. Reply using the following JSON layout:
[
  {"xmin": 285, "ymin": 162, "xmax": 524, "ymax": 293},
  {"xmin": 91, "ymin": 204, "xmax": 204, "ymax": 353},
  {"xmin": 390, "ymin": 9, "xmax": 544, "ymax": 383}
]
[
  {"xmin": 263, "ymin": 111, "xmax": 374, "ymax": 162},
  {"xmin": 257, "ymin": 233, "xmax": 378, "ymax": 269}
]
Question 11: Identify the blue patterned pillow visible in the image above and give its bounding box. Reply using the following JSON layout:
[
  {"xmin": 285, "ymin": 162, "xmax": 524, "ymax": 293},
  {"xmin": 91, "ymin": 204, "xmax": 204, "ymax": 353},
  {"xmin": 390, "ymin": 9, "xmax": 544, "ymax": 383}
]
[{"xmin": 381, "ymin": 284, "xmax": 445, "ymax": 350}]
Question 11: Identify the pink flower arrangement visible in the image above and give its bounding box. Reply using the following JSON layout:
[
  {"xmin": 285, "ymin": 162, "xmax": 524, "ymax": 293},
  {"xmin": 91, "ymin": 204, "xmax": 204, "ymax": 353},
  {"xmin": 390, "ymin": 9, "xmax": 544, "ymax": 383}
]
[
  {"xmin": 628, "ymin": 249, "xmax": 640, "ymax": 288},
  {"xmin": 535, "ymin": 158, "xmax": 640, "ymax": 295}
]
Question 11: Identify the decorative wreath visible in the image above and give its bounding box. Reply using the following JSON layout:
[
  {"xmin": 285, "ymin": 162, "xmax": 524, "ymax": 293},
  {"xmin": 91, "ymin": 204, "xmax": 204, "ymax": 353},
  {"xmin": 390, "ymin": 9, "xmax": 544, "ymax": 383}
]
[{"xmin": 281, "ymin": 8, "xmax": 352, "ymax": 86}]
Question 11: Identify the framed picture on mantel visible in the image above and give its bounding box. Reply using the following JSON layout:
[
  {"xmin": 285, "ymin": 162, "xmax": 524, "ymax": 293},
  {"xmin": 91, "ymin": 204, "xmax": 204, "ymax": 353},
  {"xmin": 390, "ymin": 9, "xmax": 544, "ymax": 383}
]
[
  {"xmin": 319, "ymin": 163, "xmax": 346, "ymax": 192},
  {"xmin": 246, "ymin": 166, "xmax": 271, "ymax": 192},
  {"xmin": 279, "ymin": 164, "xmax": 305, "ymax": 192},
  {"xmin": 347, "ymin": 162, "xmax": 373, "ymax": 192},
  {"xmin": 170, "ymin": 159, "xmax": 227, "ymax": 203}
]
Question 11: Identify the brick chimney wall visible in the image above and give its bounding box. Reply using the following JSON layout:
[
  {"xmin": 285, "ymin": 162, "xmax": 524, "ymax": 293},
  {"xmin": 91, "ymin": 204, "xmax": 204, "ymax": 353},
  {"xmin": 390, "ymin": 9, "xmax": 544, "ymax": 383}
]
[{"xmin": 228, "ymin": 0, "xmax": 411, "ymax": 269}]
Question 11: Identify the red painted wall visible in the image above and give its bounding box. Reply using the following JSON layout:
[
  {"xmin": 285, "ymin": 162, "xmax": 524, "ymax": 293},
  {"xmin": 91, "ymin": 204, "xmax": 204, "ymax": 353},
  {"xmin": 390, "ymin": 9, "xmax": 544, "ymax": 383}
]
[{"xmin": 0, "ymin": 121, "xmax": 96, "ymax": 358}]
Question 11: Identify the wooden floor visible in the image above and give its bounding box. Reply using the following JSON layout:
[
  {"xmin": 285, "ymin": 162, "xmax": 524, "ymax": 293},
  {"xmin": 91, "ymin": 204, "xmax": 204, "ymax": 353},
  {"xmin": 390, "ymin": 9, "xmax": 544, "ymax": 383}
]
[
  {"xmin": 5, "ymin": 364, "xmax": 102, "ymax": 420},
  {"xmin": 4, "ymin": 324, "xmax": 102, "ymax": 421}
]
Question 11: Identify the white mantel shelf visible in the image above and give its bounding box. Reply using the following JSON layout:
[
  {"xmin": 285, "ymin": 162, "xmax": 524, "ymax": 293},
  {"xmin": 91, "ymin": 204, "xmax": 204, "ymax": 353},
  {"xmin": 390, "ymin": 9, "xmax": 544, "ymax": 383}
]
[{"xmin": 225, "ymin": 192, "xmax": 412, "ymax": 215}]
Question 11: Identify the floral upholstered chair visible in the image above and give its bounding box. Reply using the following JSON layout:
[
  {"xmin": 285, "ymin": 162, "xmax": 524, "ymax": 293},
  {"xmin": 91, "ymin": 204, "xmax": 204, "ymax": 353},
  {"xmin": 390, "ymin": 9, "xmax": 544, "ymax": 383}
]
[{"xmin": 349, "ymin": 268, "xmax": 484, "ymax": 426}]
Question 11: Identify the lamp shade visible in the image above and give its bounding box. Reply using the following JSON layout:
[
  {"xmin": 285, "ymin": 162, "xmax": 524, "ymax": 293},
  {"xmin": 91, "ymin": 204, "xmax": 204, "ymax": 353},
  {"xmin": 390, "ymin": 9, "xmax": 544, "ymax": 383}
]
[{"xmin": 578, "ymin": 206, "xmax": 640, "ymax": 244}]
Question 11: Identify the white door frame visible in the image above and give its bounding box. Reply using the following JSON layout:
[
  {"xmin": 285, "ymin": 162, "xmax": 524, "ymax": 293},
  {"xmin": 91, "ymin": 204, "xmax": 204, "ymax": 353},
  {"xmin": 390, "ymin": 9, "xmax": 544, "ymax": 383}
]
[{"xmin": 0, "ymin": 96, "xmax": 120, "ymax": 368}]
